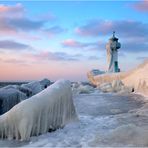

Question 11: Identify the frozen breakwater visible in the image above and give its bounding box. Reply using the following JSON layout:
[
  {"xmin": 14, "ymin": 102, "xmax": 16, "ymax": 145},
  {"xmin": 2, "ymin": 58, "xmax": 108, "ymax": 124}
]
[
  {"xmin": 0, "ymin": 90, "xmax": 148, "ymax": 147},
  {"xmin": 88, "ymin": 60, "xmax": 148, "ymax": 96}
]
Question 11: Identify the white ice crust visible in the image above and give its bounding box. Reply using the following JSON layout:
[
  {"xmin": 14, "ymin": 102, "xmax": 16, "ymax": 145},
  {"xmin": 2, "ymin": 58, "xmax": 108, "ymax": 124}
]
[{"xmin": 0, "ymin": 79, "xmax": 78, "ymax": 141}]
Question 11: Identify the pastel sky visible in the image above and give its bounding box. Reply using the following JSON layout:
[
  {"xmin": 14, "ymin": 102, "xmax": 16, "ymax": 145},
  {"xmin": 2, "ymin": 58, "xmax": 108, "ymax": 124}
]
[{"xmin": 0, "ymin": 0, "xmax": 148, "ymax": 82}]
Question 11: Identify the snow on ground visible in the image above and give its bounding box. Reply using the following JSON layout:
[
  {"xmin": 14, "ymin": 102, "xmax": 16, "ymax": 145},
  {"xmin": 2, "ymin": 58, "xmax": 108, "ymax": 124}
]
[{"xmin": 0, "ymin": 91, "xmax": 148, "ymax": 147}]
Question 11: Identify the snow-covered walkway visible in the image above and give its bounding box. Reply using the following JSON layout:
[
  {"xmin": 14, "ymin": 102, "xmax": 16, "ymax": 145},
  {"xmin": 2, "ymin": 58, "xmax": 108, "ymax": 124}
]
[{"xmin": 0, "ymin": 92, "xmax": 148, "ymax": 147}]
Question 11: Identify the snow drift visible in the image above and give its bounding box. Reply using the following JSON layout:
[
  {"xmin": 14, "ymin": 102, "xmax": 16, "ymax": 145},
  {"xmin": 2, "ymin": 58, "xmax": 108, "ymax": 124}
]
[
  {"xmin": 88, "ymin": 60, "xmax": 148, "ymax": 96},
  {"xmin": 0, "ymin": 79, "xmax": 78, "ymax": 141}
]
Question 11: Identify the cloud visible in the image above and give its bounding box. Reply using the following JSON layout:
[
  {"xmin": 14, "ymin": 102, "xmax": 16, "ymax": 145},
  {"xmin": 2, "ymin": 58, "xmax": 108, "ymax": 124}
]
[
  {"xmin": 75, "ymin": 19, "xmax": 148, "ymax": 38},
  {"xmin": 0, "ymin": 3, "xmax": 63, "ymax": 38},
  {"xmin": 9, "ymin": 18, "xmax": 45, "ymax": 31},
  {"xmin": 0, "ymin": 40, "xmax": 32, "ymax": 50},
  {"xmin": 122, "ymin": 41, "xmax": 148, "ymax": 53},
  {"xmin": 27, "ymin": 51, "xmax": 81, "ymax": 61},
  {"xmin": 0, "ymin": 3, "xmax": 45, "ymax": 33},
  {"xmin": 62, "ymin": 39, "xmax": 101, "ymax": 50},
  {"xmin": 131, "ymin": 0, "xmax": 148, "ymax": 13},
  {"xmin": 62, "ymin": 39, "xmax": 88, "ymax": 48},
  {"xmin": 0, "ymin": 3, "xmax": 24, "ymax": 18},
  {"xmin": 62, "ymin": 38, "xmax": 148, "ymax": 53},
  {"xmin": 75, "ymin": 19, "xmax": 148, "ymax": 53}
]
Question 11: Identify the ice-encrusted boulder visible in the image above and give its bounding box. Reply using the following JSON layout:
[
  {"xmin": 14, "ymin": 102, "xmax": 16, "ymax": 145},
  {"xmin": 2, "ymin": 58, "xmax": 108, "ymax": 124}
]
[
  {"xmin": 0, "ymin": 88, "xmax": 27, "ymax": 115},
  {"xmin": 98, "ymin": 82, "xmax": 113, "ymax": 93},
  {"xmin": 21, "ymin": 81, "xmax": 42, "ymax": 96},
  {"xmin": 0, "ymin": 78, "xmax": 51, "ymax": 115},
  {"xmin": 0, "ymin": 79, "xmax": 78, "ymax": 140},
  {"xmin": 18, "ymin": 86, "xmax": 32, "ymax": 97},
  {"xmin": 21, "ymin": 78, "xmax": 51, "ymax": 96},
  {"xmin": 72, "ymin": 82, "xmax": 94, "ymax": 94},
  {"xmin": 2, "ymin": 84, "xmax": 32, "ymax": 97},
  {"xmin": 78, "ymin": 85, "xmax": 94, "ymax": 94},
  {"xmin": 3, "ymin": 85, "xmax": 19, "ymax": 90},
  {"xmin": 39, "ymin": 78, "xmax": 51, "ymax": 89},
  {"xmin": 98, "ymin": 80, "xmax": 132, "ymax": 93}
]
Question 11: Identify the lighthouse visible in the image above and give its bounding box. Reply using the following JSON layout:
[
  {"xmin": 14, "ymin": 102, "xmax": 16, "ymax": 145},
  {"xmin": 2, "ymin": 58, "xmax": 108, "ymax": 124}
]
[{"xmin": 106, "ymin": 31, "xmax": 121, "ymax": 73}]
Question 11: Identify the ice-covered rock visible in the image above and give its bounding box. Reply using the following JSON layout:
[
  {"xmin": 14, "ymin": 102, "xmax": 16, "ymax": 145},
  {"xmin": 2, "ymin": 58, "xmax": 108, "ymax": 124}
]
[
  {"xmin": 18, "ymin": 86, "xmax": 32, "ymax": 97},
  {"xmin": 0, "ymin": 79, "xmax": 78, "ymax": 141},
  {"xmin": 0, "ymin": 78, "xmax": 51, "ymax": 115},
  {"xmin": 39, "ymin": 78, "xmax": 51, "ymax": 89},
  {"xmin": 98, "ymin": 82, "xmax": 113, "ymax": 93},
  {"xmin": 3, "ymin": 85, "xmax": 19, "ymax": 90},
  {"xmin": 78, "ymin": 85, "xmax": 94, "ymax": 94},
  {"xmin": 72, "ymin": 82, "xmax": 80, "ymax": 89},
  {"xmin": 98, "ymin": 80, "xmax": 132, "ymax": 93},
  {"xmin": 21, "ymin": 81, "xmax": 42, "ymax": 96},
  {"xmin": 88, "ymin": 60, "xmax": 148, "ymax": 96},
  {"xmin": 72, "ymin": 82, "xmax": 95, "ymax": 94},
  {"xmin": 21, "ymin": 78, "xmax": 51, "ymax": 96},
  {"xmin": 0, "ymin": 88, "xmax": 27, "ymax": 115},
  {"xmin": 112, "ymin": 80, "xmax": 124, "ymax": 91}
]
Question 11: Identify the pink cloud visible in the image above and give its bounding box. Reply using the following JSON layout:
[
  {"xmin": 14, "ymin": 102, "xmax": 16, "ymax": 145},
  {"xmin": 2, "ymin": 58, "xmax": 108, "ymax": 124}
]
[
  {"xmin": 62, "ymin": 39, "xmax": 103, "ymax": 51},
  {"xmin": 75, "ymin": 20, "xmax": 113, "ymax": 36},
  {"xmin": 62, "ymin": 39, "xmax": 85, "ymax": 48},
  {"xmin": 0, "ymin": 3, "xmax": 24, "ymax": 18},
  {"xmin": 75, "ymin": 19, "xmax": 148, "ymax": 38},
  {"xmin": 26, "ymin": 51, "xmax": 80, "ymax": 62},
  {"xmin": 0, "ymin": 3, "xmax": 23, "ymax": 12},
  {"xmin": 131, "ymin": 0, "xmax": 148, "ymax": 12},
  {"xmin": 0, "ymin": 3, "xmax": 62, "ymax": 40}
]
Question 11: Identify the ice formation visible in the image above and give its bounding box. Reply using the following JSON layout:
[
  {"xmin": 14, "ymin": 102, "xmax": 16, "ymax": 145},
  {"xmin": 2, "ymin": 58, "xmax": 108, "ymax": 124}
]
[
  {"xmin": 0, "ymin": 78, "xmax": 51, "ymax": 115},
  {"xmin": 21, "ymin": 78, "xmax": 51, "ymax": 96},
  {"xmin": 0, "ymin": 88, "xmax": 27, "ymax": 115},
  {"xmin": 0, "ymin": 79, "xmax": 78, "ymax": 141},
  {"xmin": 72, "ymin": 82, "xmax": 94, "ymax": 94},
  {"xmin": 18, "ymin": 86, "xmax": 32, "ymax": 97},
  {"xmin": 88, "ymin": 60, "xmax": 148, "ymax": 96},
  {"xmin": 77, "ymin": 85, "xmax": 94, "ymax": 94},
  {"xmin": 39, "ymin": 78, "xmax": 51, "ymax": 89},
  {"xmin": 122, "ymin": 60, "xmax": 148, "ymax": 96},
  {"xmin": 21, "ymin": 81, "xmax": 42, "ymax": 96},
  {"xmin": 98, "ymin": 80, "xmax": 132, "ymax": 93}
]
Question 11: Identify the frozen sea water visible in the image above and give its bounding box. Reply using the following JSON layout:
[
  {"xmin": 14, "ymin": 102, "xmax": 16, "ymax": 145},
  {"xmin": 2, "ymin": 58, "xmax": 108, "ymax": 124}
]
[{"xmin": 0, "ymin": 92, "xmax": 147, "ymax": 147}]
